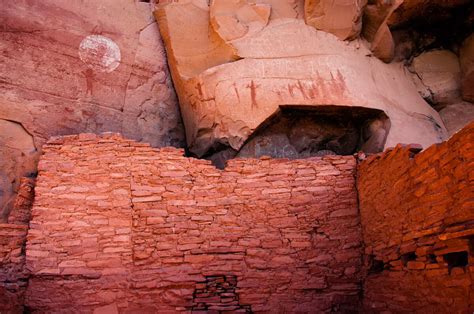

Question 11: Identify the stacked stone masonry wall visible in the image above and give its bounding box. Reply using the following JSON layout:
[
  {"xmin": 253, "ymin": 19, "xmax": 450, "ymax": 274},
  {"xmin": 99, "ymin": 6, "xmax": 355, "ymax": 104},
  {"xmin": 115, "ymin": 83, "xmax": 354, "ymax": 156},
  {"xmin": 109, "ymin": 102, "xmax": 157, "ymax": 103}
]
[
  {"xmin": 358, "ymin": 122, "xmax": 474, "ymax": 313},
  {"xmin": 24, "ymin": 133, "xmax": 362, "ymax": 312},
  {"xmin": 0, "ymin": 177, "xmax": 34, "ymax": 312},
  {"xmin": 0, "ymin": 223, "xmax": 28, "ymax": 312}
]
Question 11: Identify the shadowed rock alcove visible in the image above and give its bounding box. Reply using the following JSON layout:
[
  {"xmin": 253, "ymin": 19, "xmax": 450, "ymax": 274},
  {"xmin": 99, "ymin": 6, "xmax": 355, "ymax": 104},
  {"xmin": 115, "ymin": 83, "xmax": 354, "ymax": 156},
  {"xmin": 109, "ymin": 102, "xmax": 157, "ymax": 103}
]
[{"xmin": 208, "ymin": 106, "xmax": 390, "ymax": 169}]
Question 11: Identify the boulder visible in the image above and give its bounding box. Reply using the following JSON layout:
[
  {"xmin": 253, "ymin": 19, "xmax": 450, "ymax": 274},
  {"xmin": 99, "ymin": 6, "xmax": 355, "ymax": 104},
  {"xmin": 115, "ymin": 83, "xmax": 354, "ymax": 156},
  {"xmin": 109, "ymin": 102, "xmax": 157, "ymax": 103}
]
[
  {"xmin": 439, "ymin": 102, "xmax": 474, "ymax": 137},
  {"xmin": 0, "ymin": 0, "xmax": 185, "ymax": 217},
  {"xmin": 210, "ymin": 0, "xmax": 271, "ymax": 42},
  {"xmin": 304, "ymin": 0, "xmax": 367, "ymax": 41},
  {"xmin": 362, "ymin": 0, "xmax": 403, "ymax": 63},
  {"xmin": 460, "ymin": 34, "xmax": 474, "ymax": 102},
  {"xmin": 411, "ymin": 50, "xmax": 462, "ymax": 108}
]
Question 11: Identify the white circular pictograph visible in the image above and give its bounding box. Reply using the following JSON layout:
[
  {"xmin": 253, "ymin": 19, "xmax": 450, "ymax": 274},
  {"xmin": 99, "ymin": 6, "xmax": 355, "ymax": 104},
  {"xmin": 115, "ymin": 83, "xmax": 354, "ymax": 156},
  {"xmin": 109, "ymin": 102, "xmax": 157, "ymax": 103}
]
[{"xmin": 78, "ymin": 35, "xmax": 121, "ymax": 73}]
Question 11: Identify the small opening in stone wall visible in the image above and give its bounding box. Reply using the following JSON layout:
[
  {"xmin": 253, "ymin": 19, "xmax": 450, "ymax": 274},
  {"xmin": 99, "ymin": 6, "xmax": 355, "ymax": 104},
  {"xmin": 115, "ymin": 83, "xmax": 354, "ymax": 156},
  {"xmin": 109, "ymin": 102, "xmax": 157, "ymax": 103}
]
[
  {"xmin": 427, "ymin": 254, "xmax": 437, "ymax": 264},
  {"xmin": 206, "ymin": 106, "xmax": 390, "ymax": 168},
  {"xmin": 443, "ymin": 251, "xmax": 468, "ymax": 274},
  {"xmin": 190, "ymin": 275, "xmax": 252, "ymax": 313},
  {"xmin": 368, "ymin": 255, "xmax": 385, "ymax": 274},
  {"xmin": 401, "ymin": 252, "xmax": 417, "ymax": 267}
]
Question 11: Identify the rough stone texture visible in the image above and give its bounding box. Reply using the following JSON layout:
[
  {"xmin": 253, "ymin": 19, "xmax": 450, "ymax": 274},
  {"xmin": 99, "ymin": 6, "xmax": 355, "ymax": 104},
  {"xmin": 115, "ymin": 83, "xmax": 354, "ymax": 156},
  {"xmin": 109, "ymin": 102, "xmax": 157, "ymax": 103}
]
[
  {"xmin": 155, "ymin": 0, "xmax": 447, "ymax": 159},
  {"xmin": 411, "ymin": 50, "xmax": 463, "ymax": 109},
  {"xmin": 460, "ymin": 34, "xmax": 474, "ymax": 103},
  {"xmin": 362, "ymin": 0, "xmax": 402, "ymax": 63},
  {"xmin": 210, "ymin": 106, "xmax": 391, "ymax": 168},
  {"xmin": 439, "ymin": 102, "xmax": 474, "ymax": 137},
  {"xmin": 24, "ymin": 133, "xmax": 362, "ymax": 312},
  {"xmin": 190, "ymin": 275, "xmax": 253, "ymax": 312},
  {"xmin": 8, "ymin": 178, "xmax": 35, "ymax": 226},
  {"xmin": 0, "ymin": 120, "xmax": 37, "ymax": 222},
  {"xmin": 0, "ymin": 223, "xmax": 29, "ymax": 313},
  {"xmin": 0, "ymin": 0, "xmax": 185, "ymax": 218},
  {"xmin": 304, "ymin": 0, "xmax": 367, "ymax": 41},
  {"xmin": 236, "ymin": 107, "xmax": 389, "ymax": 160},
  {"xmin": 387, "ymin": 0, "xmax": 472, "ymax": 28},
  {"xmin": 210, "ymin": 0, "xmax": 272, "ymax": 42},
  {"xmin": 0, "ymin": 177, "xmax": 35, "ymax": 313},
  {"xmin": 358, "ymin": 122, "xmax": 474, "ymax": 313}
]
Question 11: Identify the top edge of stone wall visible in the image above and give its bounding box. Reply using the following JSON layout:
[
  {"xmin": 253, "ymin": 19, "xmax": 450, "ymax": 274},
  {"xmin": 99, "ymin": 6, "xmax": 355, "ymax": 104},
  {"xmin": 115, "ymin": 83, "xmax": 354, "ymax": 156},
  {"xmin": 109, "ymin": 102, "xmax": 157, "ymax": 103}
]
[{"xmin": 43, "ymin": 132, "xmax": 357, "ymax": 170}]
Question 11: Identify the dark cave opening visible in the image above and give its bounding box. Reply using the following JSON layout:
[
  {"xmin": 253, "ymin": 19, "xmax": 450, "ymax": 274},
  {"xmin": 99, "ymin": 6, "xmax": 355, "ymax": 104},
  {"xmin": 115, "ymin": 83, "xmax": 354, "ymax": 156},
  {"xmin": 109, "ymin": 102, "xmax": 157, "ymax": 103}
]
[
  {"xmin": 368, "ymin": 255, "xmax": 386, "ymax": 274},
  {"xmin": 401, "ymin": 252, "xmax": 417, "ymax": 267},
  {"xmin": 391, "ymin": 1, "xmax": 474, "ymax": 62},
  {"xmin": 443, "ymin": 251, "xmax": 468, "ymax": 274},
  {"xmin": 207, "ymin": 106, "xmax": 390, "ymax": 169}
]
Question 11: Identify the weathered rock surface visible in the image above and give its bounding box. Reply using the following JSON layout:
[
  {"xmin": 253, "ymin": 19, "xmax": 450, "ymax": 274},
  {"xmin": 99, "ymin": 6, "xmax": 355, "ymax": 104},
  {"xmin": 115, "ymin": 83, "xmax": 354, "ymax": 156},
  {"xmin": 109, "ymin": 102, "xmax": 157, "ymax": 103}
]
[
  {"xmin": 234, "ymin": 107, "xmax": 389, "ymax": 168},
  {"xmin": 362, "ymin": 0, "xmax": 403, "ymax": 63},
  {"xmin": 410, "ymin": 50, "xmax": 462, "ymax": 109},
  {"xmin": 359, "ymin": 123, "xmax": 474, "ymax": 313},
  {"xmin": 0, "ymin": 0, "xmax": 185, "ymax": 218},
  {"xmin": 21, "ymin": 133, "xmax": 362, "ymax": 312},
  {"xmin": 0, "ymin": 120, "xmax": 37, "ymax": 221},
  {"xmin": 460, "ymin": 34, "xmax": 474, "ymax": 102},
  {"xmin": 155, "ymin": 0, "xmax": 447, "ymax": 159},
  {"xmin": 387, "ymin": 0, "xmax": 472, "ymax": 28},
  {"xmin": 210, "ymin": 0, "xmax": 271, "ymax": 42},
  {"xmin": 304, "ymin": 0, "xmax": 367, "ymax": 41},
  {"xmin": 439, "ymin": 102, "xmax": 474, "ymax": 137}
]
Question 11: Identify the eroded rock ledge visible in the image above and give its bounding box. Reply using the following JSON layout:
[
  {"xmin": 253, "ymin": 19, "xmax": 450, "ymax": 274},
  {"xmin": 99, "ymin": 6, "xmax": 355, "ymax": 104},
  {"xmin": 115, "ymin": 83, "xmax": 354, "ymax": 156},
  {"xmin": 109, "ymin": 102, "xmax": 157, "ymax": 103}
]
[{"xmin": 155, "ymin": 0, "xmax": 448, "ymax": 163}]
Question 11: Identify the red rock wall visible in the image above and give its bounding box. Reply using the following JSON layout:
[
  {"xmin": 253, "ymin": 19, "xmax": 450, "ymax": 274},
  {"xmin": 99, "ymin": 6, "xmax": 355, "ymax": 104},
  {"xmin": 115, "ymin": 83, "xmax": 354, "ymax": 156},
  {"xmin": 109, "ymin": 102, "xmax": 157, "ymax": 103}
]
[
  {"xmin": 0, "ymin": 0, "xmax": 184, "ymax": 220},
  {"xmin": 0, "ymin": 224, "xmax": 29, "ymax": 313},
  {"xmin": 358, "ymin": 122, "xmax": 474, "ymax": 312},
  {"xmin": 25, "ymin": 133, "xmax": 362, "ymax": 312},
  {"xmin": 0, "ymin": 178, "xmax": 34, "ymax": 313}
]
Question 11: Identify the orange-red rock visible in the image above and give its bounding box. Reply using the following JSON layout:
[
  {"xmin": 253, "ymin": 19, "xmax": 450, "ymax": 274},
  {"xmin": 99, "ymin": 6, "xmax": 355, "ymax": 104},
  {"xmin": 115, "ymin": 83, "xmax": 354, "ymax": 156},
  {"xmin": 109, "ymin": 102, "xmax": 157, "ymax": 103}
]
[
  {"xmin": 22, "ymin": 133, "xmax": 362, "ymax": 312},
  {"xmin": 304, "ymin": 0, "xmax": 367, "ymax": 40},
  {"xmin": 358, "ymin": 122, "xmax": 474, "ymax": 313},
  {"xmin": 0, "ymin": 0, "xmax": 185, "ymax": 218}
]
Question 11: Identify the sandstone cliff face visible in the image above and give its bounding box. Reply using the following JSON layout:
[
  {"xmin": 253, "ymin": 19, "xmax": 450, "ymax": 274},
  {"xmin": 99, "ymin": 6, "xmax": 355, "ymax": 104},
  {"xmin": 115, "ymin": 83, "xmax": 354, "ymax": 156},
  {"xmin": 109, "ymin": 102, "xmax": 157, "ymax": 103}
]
[
  {"xmin": 0, "ymin": 0, "xmax": 185, "ymax": 219},
  {"xmin": 155, "ymin": 0, "xmax": 448, "ymax": 162}
]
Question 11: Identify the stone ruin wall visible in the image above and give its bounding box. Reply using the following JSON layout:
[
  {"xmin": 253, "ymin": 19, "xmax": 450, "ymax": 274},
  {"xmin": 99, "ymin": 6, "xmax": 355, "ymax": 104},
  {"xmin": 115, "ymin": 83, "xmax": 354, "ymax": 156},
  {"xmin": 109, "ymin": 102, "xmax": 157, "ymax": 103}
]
[
  {"xmin": 358, "ymin": 122, "xmax": 474, "ymax": 312},
  {"xmin": 0, "ymin": 177, "xmax": 34, "ymax": 312},
  {"xmin": 1, "ymin": 123, "xmax": 473, "ymax": 313},
  {"xmin": 22, "ymin": 133, "xmax": 362, "ymax": 312}
]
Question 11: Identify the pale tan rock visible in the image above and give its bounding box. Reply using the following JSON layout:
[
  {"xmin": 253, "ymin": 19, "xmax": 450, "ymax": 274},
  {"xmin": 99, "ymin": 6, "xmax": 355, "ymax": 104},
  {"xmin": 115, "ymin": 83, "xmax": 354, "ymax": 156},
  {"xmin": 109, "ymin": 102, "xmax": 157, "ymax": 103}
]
[
  {"xmin": 260, "ymin": 0, "xmax": 305, "ymax": 20},
  {"xmin": 210, "ymin": 0, "xmax": 271, "ymax": 42},
  {"xmin": 439, "ymin": 102, "xmax": 474, "ymax": 137},
  {"xmin": 411, "ymin": 50, "xmax": 462, "ymax": 108},
  {"xmin": 155, "ymin": 1, "xmax": 448, "ymax": 158},
  {"xmin": 362, "ymin": 0, "xmax": 403, "ymax": 62},
  {"xmin": 304, "ymin": 0, "xmax": 367, "ymax": 41},
  {"xmin": 460, "ymin": 34, "xmax": 474, "ymax": 102},
  {"xmin": 0, "ymin": 0, "xmax": 185, "ymax": 215},
  {"xmin": 156, "ymin": 1, "xmax": 236, "ymax": 80}
]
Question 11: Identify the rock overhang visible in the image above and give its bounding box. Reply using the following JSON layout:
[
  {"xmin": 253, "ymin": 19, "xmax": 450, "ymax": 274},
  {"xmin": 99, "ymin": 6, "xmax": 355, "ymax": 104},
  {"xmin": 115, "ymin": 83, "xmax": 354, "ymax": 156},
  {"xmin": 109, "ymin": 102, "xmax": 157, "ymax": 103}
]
[{"xmin": 155, "ymin": 0, "xmax": 448, "ymax": 159}]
